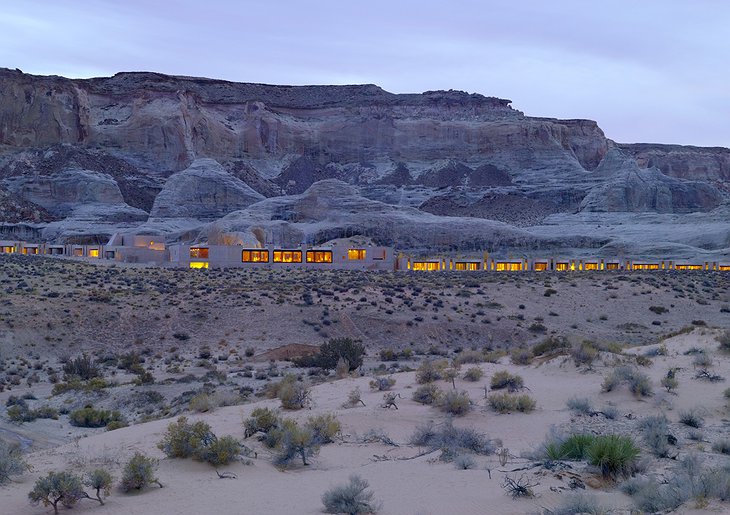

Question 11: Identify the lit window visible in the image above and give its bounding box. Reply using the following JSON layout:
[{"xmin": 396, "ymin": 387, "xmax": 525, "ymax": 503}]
[
  {"xmin": 348, "ymin": 249, "xmax": 366, "ymax": 260},
  {"xmin": 495, "ymin": 262, "xmax": 523, "ymax": 271},
  {"xmin": 606, "ymin": 263, "xmax": 620, "ymax": 270},
  {"xmin": 412, "ymin": 261, "xmax": 440, "ymax": 271},
  {"xmin": 554, "ymin": 262, "xmax": 568, "ymax": 271},
  {"xmin": 633, "ymin": 263, "xmax": 659, "ymax": 270},
  {"xmin": 719, "ymin": 265, "xmax": 730, "ymax": 271},
  {"xmin": 242, "ymin": 250, "xmax": 269, "ymax": 263},
  {"xmin": 273, "ymin": 250, "xmax": 302, "ymax": 263},
  {"xmin": 584, "ymin": 262, "xmax": 599, "ymax": 270},
  {"xmin": 534, "ymin": 262, "xmax": 548, "ymax": 271},
  {"xmin": 190, "ymin": 247, "xmax": 209, "ymax": 259},
  {"xmin": 454, "ymin": 262, "xmax": 479, "ymax": 271},
  {"xmin": 1, "ymin": 246, "xmax": 15, "ymax": 253},
  {"xmin": 306, "ymin": 250, "xmax": 333, "ymax": 263},
  {"xmin": 189, "ymin": 262, "xmax": 209, "ymax": 269},
  {"xmin": 88, "ymin": 249, "xmax": 99, "ymax": 258},
  {"xmin": 675, "ymin": 265, "xmax": 702, "ymax": 270}
]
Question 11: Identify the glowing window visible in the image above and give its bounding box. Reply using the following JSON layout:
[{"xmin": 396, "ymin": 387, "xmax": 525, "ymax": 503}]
[
  {"xmin": 242, "ymin": 250, "xmax": 269, "ymax": 263},
  {"xmin": 412, "ymin": 261, "xmax": 440, "ymax": 271},
  {"xmin": 632, "ymin": 263, "xmax": 659, "ymax": 270},
  {"xmin": 190, "ymin": 247, "xmax": 209, "ymax": 259},
  {"xmin": 555, "ymin": 262, "xmax": 569, "ymax": 271},
  {"xmin": 675, "ymin": 265, "xmax": 703, "ymax": 270},
  {"xmin": 23, "ymin": 247, "xmax": 39, "ymax": 255},
  {"xmin": 273, "ymin": 250, "xmax": 302, "ymax": 263},
  {"xmin": 719, "ymin": 265, "xmax": 730, "ymax": 271},
  {"xmin": 605, "ymin": 263, "xmax": 620, "ymax": 270},
  {"xmin": 189, "ymin": 261, "xmax": 209, "ymax": 269},
  {"xmin": 584, "ymin": 262, "xmax": 599, "ymax": 271},
  {"xmin": 1, "ymin": 246, "xmax": 15, "ymax": 253},
  {"xmin": 454, "ymin": 262, "xmax": 479, "ymax": 271},
  {"xmin": 495, "ymin": 262, "xmax": 523, "ymax": 271},
  {"xmin": 73, "ymin": 248, "xmax": 83, "ymax": 257},
  {"xmin": 348, "ymin": 249, "xmax": 366, "ymax": 260},
  {"xmin": 88, "ymin": 249, "xmax": 99, "ymax": 258},
  {"xmin": 306, "ymin": 250, "xmax": 333, "ymax": 263},
  {"xmin": 533, "ymin": 262, "xmax": 548, "ymax": 271}
]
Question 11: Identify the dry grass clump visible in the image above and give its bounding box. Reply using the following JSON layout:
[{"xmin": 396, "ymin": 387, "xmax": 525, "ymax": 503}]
[
  {"xmin": 438, "ymin": 390, "xmax": 472, "ymax": 416},
  {"xmin": 409, "ymin": 419, "xmax": 496, "ymax": 461},
  {"xmin": 412, "ymin": 383, "xmax": 442, "ymax": 405},
  {"xmin": 322, "ymin": 475, "xmax": 381, "ymax": 514},
  {"xmin": 489, "ymin": 371, "xmax": 524, "ymax": 392},
  {"xmin": 601, "ymin": 366, "xmax": 652, "ymax": 397},
  {"xmin": 415, "ymin": 359, "xmax": 448, "ymax": 384},
  {"xmin": 487, "ymin": 392, "xmax": 536, "ymax": 414},
  {"xmin": 462, "ymin": 367, "xmax": 484, "ymax": 382}
]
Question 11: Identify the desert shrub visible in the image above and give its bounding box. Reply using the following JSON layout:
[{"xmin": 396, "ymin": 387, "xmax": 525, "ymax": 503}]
[
  {"xmin": 158, "ymin": 416, "xmax": 214, "ymax": 458},
  {"xmin": 712, "ymin": 438, "xmax": 730, "ymax": 455},
  {"xmin": 322, "ymin": 475, "xmax": 380, "ymax": 514},
  {"xmin": 368, "ymin": 376, "xmax": 395, "ymax": 391},
  {"xmin": 545, "ymin": 433, "xmax": 596, "ymax": 461},
  {"xmin": 62, "ymin": 354, "xmax": 100, "ymax": 381},
  {"xmin": 601, "ymin": 366, "xmax": 652, "ymax": 397},
  {"xmin": 28, "ymin": 471, "xmax": 88, "ymax": 514},
  {"xmin": 0, "ymin": 440, "xmax": 29, "ymax": 485},
  {"xmin": 120, "ymin": 453, "xmax": 162, "ymax": 492},
  {"xmin": 549, "ymin": 493, "xmax": 607, "ymax": 515},
  {"xmin": 487, "ymin": 393, "xmax": 536, "ymax": 414},
  {"xmin": 718, "ymin": 330, "xmax": 730, "ymax": 352},
  {"xmin": 462, "ymin": 367, "xmax": 483, "ymax": 382},
  {"xmin": 649, "ymin": 305, "xmax": 669, "ymax": 314},
  {"xmin": 452, "ymin": 350, "xmax": 484, "ymax": 365},
  {"xmin": 678, "ymin": 409, "xmax": 704, "ymax": 428},
  {"xmin": 639, "ymin": 414, "xmax": 672, "ymax": 458},
  {"xmin": 297, "ymin": 338, "xmax": 365, "ymax": 371},
  {"xmin": 693, "ymin": 351, "xmax": 713, "ymax": 368},
  {"xmin": 343, "ymin": 387, "xmax": 365, "ymax": 408},
  {"xmin": 531, "ymin": 336, "xmax": 569, "ymax": 357},
  {"xmin": 195, "ymin": 435, "xmax": 242, "ymax": 467},
  {"xmin": 454, "ymin": 454, "xmax": 476, "ymax": 470},
  {"xmin": 69, "ymin": 406, "xmax": 123, "ymax": 428},
  {"xmin": 509, "ymin": 348, "xmax": 531, "ymax": 365},
  {"xmin": 415, "ymin": 359, "xmax": 446, "ymax": 384},
  {"xmin": 410, "ymin": 419, "xmax": 495, "ymax": 460},
  {"xmin": 489, "ymin": 371, "xmax": 523, "ymax": 392},
  {"xmin": 188, "ymin": 392, "xmax": 215, "ymax": 413},
  {"xmin": 571, "ymin": 342, "xmax": 598, "ymax": 367},
  {"xmin": 273, "ymin": 419, "xmax": 319, "ymax": 467},
  {"xmin": 52, "ymin": 377, "xmax": 109, "ymax": 395},
  {"xmin": 412, "ymin": 384, "xmax": 442, "ymax": 405},
  {"xmin": 623, "ymin": 477, "xmax": 684, "ymax": 512},
  {"xmin": 601, "ymin": 405, "xmax": 618, "ymax": 420},
  {"xmin": 439, "ymin": 390, "xmax": 471, "ymax": 416},
  {"xmin": 661, "ymin": 372, "xmax": 679, "ymax": 392},
  {"xmin": 566, "ymin": 397, "xmax": 592, "ymax": 415},
  {"xmin": 277, "ymin": 375, "xmax": 312, "ymax": 410},
  {"xmin": 106, "ymin": 420, "xmax": 128, "ymax": 431},
  {"xmin": 305, "ymin": 413, "xmax": 341, "ymax": 444},
  {"xmin": 586, "ymin": 434, "xmax": 639, "ymax": 478},
  {"xmin": 84, "ymin": 469, "xmax": 113, "ymax": 505},
  {"xmin": 724, "ymin": 387, "xmax": 730, "ymax": 399},
  {"xmin": 244, "ymin": 407, "xmax": 280, "ymax": 437}
]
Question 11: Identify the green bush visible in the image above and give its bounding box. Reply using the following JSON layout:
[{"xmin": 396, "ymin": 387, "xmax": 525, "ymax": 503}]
[
  {"xmin": 322, "ymin": 475, "xmax": 380, "ymax": 514},
  {"xmin": 509, "ymin": 348, "xmax": 531, "ymax": 365},
  {"xmin": 296, "ymin": 338, "xmax": 365, "ymax": 371},
  {"xmin": 244, "ymin": 407, "xmax": 280, "ymax": 437},
  {"xmin": 462, "ymin": 367, "xmax": 484, "ymax": 382},
  {"xmin": 196, "ymin": 435, "xmax": 242, "ymax": 467},
  {"xmin": 545, "ymin": 434, "xmax": 595, "ymax": 460},
  {"xmin": 278, "ymin": 376, "xmax": 311, "ymax": 410},
  {"xmin": 412, "ymin": 384, "xmax": 442, "ymax": 405},
  {"xmin": 273, "ymin": 419, "xmax": 319, "ymax": 468},
  {"xmin": 305, "ymin": 413, "xmax": 341, "ymax": 444},
  {"xmin": 415, "ymin": 359, "xmax": 446, "ymax": 384},
  {"xmin": 490, "ymin": 371, "xmax": 524, "ymax": 392},
  {"xmin": 531, "ymin": 336, "xmax": 570, "ymax": 357},
  {"xmin": 410, "ymin": 419, "xmax": 495, "ymax": 461},
  {"xmin": 0, "ymin": 440, "xmax": 28, "ymax": 485},
  {"xmin": 487, "ymin": 393, "xmax": 536, "ymax": 414},
  {"xmin": 84, "ymin": 469, "xmax": 113, "ymax": 505},
  {"xmin": 28, "ymin": 471, "xmax": 88, "ymax": 514},
  {"xmin": 571, "ymin": 342, "xmax": 598, "ymax": 367},
  {"xmin": 69, "ymin": 406, "xmax": 123, "ymax": 428},
  {"xmin": 439, "ymin": 390, "xmax": 472, "ymax": 416},
  {"xmin": 452, "ymin": 350, "xmax": 484, "ymax": 365},
  {"xmin": 158, "ymin": 416, "xmax": 214, "ymax": 458},
  {"xmin": 120, "ymin": 453, "xmax": 162, "ymax": 492},
  {"xmin": 586, "ymin": 435, "xmax": 639, "ymax": 478},
  {"xmin": 601, "ymin": 366, "xmax": 652, "ymax": 397},
  {"xmin": 62, "ymin": 354, "xmax": 101, "ymax": 381}
]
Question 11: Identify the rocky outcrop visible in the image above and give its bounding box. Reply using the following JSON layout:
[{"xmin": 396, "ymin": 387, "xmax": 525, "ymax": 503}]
[
  {"xmin": 150, "ymin": 158, "xmax": 264, "ymax": 219},
  {"xmin": 620, "ymin": 143, "xmax": 730, "ymax": 183},
  {"xmin": 581, "ymin": 151, "xmax": 723, "ymax": 213},
  {"xmin": 207, "ymin": 179, "xmax": 605, "ymax": 251}
]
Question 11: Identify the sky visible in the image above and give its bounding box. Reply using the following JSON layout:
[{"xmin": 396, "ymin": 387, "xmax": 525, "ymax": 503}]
[{"xmin": 1, "ymin": 0, "xmax": 729, "ymax": 147}]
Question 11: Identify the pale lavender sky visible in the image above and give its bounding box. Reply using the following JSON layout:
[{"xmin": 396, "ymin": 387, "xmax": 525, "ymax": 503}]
[{"xmin": 2, "ymin": 0, "xmax": 728, "ymax": 147}]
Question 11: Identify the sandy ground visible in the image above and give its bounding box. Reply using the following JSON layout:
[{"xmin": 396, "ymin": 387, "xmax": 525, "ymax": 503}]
[{"xmin": 1, "ymin": 328, "xmax": 729, "ymax": 514}]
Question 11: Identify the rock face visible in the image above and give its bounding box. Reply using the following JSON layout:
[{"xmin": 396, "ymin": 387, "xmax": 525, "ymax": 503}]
[
  {"xmin": 580, "ymin": 149, "xmax": 723, "ymax": 213},
  {"xmin": 0, "ymin": 68, "xmax": 727, "ymax": 257},
  {"xmin": 150, "ymin": 158, "xmax": 265, "ymax": 219},
  {"xmin": 208, "ymin": 180, "xmax": 604, "ymax": 252}
]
